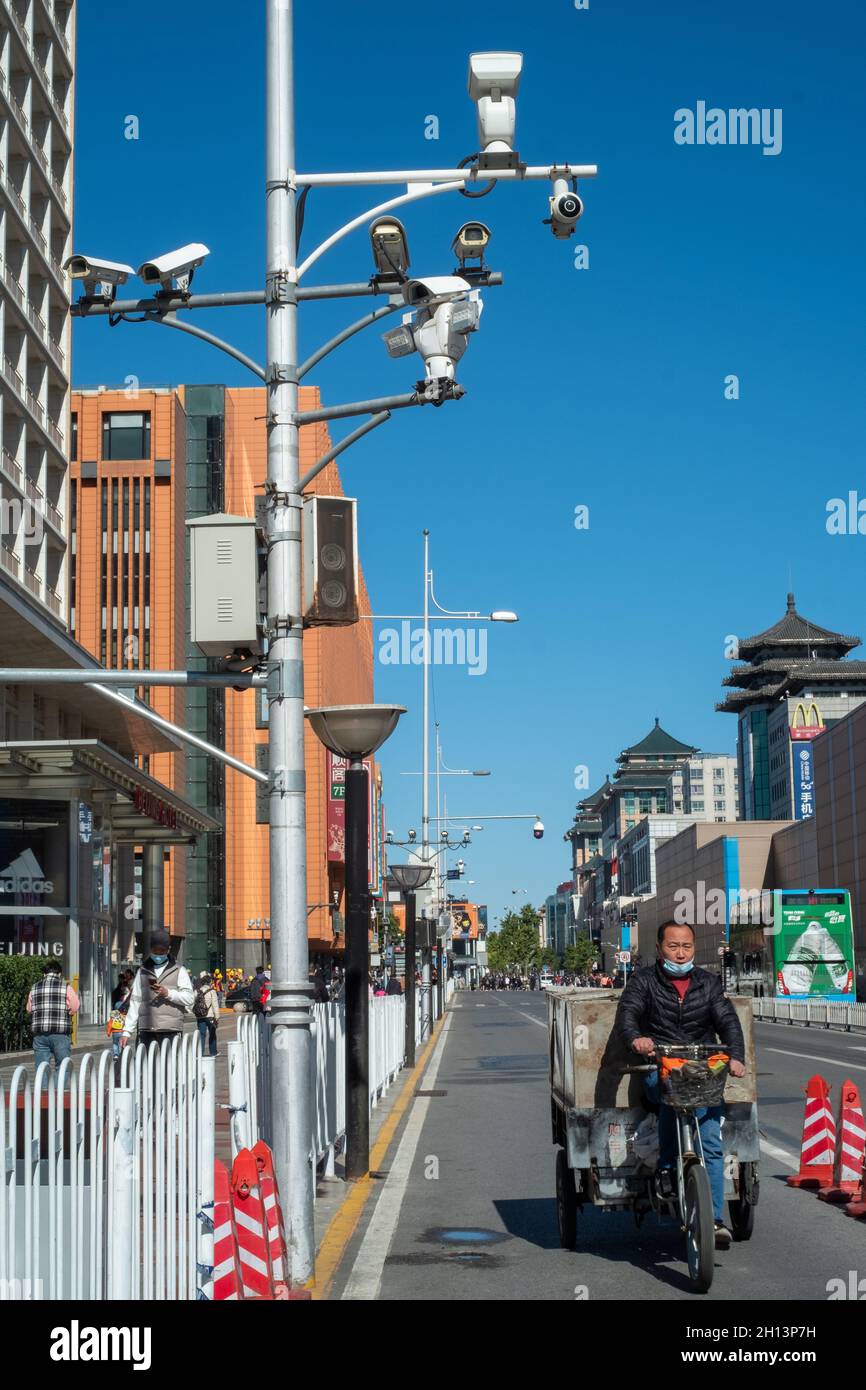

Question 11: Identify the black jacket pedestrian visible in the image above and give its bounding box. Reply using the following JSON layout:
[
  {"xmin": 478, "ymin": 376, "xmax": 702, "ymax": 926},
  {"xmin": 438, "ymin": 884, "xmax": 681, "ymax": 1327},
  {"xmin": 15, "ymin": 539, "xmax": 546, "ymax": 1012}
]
[{"xmin": 615, "ymin": 962, "xmax": 745, "ymax": 1063}]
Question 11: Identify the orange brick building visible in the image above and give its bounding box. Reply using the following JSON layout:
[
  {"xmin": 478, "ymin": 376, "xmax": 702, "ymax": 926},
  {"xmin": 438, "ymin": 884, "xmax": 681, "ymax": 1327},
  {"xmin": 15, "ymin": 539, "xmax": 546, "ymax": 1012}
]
[{"xmin": 69, "ymin": 384, "xmax": 375, "ymax": 971}]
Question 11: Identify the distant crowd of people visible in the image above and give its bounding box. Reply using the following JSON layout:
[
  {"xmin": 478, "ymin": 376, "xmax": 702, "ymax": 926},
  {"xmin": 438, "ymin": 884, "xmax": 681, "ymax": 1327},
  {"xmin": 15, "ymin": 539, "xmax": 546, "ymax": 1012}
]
[{"xmin": 481, "ymin": 969, "xmax": 623, "ymax": 991}]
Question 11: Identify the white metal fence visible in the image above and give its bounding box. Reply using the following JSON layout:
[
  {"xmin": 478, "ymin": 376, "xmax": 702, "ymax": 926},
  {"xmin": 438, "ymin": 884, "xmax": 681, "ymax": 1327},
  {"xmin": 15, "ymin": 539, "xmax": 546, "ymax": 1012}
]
[
  {"xmin": 236, "ymin": 984, "xmax": 453, "ymax": 1179},
  {"xmin": 0, "ymin": 1037, "xmax": 215, "ymax": 1302},
  {"xmin": 752, "ymin": 997, "xmax": 866, "ymax": 1031}
]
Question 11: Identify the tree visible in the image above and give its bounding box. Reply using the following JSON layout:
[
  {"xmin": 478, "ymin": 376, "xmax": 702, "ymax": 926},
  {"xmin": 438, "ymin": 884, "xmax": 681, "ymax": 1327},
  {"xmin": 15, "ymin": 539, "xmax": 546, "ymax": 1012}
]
[
  {"xmin": 564, "ymin": 938, "xmax": 597, "ymax": 975},
  {"xmin": 535, "ymin": 946, "xmax": 560, "ymax": 971},
  {"xmin": 487, "ymin": 906, "xmax": 541, "ymax": 975}
]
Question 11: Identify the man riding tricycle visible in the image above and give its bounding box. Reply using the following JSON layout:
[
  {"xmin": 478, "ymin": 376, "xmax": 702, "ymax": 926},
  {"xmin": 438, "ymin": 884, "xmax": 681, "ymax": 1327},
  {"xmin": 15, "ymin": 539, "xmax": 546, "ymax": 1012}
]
[{"xmin": 548, "ymin": 919, "xmax": 759, "ymax": 1294}]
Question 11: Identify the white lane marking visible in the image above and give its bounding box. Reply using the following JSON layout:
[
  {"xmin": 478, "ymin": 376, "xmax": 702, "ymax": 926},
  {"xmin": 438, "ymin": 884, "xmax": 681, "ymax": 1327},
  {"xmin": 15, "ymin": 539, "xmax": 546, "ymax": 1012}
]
[
  {"xmin": 341, "ymin": 1011, "xmax": 454, "ymax": 1301},
  {"xmin": 486, "ymin": 995, "xmax": 548, "ymax": 1030},
  {"xmin": 759, "ymin": 1138, "xmax": 798, "ymax": 1171},
  {"xmin": 765, "ymin": 1047, "xmax": 866, "ymax": 1072}
]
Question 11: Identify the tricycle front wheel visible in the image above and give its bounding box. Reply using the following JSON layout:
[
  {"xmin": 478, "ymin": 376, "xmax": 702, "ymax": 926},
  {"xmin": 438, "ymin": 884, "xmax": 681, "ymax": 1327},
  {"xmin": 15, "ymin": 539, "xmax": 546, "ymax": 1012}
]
[
  {"xmin": 684, "ymin": 1163, "xmax": 715, "ymax": 1293},
  {"xmin": 555, "ymin": 1148, "xmax": 578, "ymax": 1250}
]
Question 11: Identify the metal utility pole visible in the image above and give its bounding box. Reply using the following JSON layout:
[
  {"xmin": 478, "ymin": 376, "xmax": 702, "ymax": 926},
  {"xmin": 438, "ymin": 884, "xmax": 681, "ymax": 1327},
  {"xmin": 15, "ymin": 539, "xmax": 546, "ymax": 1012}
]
[
  {"xmin": 345, "ymin": 758, "xmax": 371, "ymax": 1179},
  {"xmin": 265, "ymin": 0, "xmax": 314, "ymax": 1286}
]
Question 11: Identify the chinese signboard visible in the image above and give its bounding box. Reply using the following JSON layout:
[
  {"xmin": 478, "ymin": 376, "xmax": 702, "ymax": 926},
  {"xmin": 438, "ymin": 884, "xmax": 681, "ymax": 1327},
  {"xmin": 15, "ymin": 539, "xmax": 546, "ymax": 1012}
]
[
  {"xmin": 792, "ymin": 741, "xmax": 815, "ymax": 820},
  {"xmin": 326, "ymin": 751, "xmax": 383, "ymax": 892}
]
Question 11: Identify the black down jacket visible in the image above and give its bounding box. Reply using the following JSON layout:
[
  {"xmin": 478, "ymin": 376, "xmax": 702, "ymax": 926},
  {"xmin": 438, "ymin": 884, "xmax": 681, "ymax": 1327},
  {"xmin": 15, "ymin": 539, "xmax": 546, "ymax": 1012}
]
[{"xmin": 615, "ymin": 962, "xmax": 746, "ymax": 1063}]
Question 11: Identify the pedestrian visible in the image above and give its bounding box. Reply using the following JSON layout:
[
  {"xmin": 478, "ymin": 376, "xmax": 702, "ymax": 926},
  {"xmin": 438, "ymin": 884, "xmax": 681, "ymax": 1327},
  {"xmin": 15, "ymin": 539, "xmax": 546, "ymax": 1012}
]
[
  {"xmin": 111, "ymin": 968, "xmax": 134, "ymax": 1008},
  {"xmin": 193, "ymin": 971, "xmax": 220, "ymax": 1056},
  {"xmin": 249, "ymin": 963, "xmax": 268, "ymax": 1014},
  {"xmin": 26, "ymin": 959, "xmax": 80, "ymax": 1070},
  {"xmin": 106, "ymin": 969, "xmax": 133, "ymax": 1064},
  {"xmin": 386, "ymin": 974, "xmax": 403, "ymax": 996},
  {"xmin": 122, "ymin": 928, "xmax": 195, "ymax": 1050},
  {"xmin": 310, "ymin": 967, "xmax": 329, "ymax": 1004}
]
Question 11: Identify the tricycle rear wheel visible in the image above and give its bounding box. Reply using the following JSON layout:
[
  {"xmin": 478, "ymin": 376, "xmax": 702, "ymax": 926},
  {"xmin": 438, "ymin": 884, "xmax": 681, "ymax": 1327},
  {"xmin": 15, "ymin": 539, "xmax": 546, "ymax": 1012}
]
[{"xmin": 556, "ymin": 1148, "xmax": 578, "ymax": 1250}]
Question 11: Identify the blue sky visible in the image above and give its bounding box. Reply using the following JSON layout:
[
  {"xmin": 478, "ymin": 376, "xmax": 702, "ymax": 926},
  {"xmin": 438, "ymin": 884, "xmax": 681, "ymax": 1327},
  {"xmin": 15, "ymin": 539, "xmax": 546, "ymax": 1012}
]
[{"xmin": 73, "ymin": 1, "xmax": 866, "ymax": 921}]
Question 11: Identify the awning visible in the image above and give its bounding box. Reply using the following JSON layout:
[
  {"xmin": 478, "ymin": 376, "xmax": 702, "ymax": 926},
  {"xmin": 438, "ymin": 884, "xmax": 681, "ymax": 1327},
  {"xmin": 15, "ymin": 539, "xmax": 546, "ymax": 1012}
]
[
  {"xmin": 0, "ymin": 739, "xmax": 221, "ymax": 844},
  {"xmin": 0, "ymin": 582, "xmax": 178, "ymax": 756}
]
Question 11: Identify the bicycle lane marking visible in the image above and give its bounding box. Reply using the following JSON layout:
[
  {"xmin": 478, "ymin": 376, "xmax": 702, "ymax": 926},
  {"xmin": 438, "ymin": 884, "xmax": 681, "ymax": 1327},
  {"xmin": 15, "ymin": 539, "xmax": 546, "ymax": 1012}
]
[{"xmin": 340, "ymin": 1010, "xmax": 454, "ymax": 1301}]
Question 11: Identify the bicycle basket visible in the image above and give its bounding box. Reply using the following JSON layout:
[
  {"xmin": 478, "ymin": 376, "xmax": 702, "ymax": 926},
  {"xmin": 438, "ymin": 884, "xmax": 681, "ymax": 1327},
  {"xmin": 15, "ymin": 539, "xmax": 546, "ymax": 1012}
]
[{"xmin": 656, "ymin": 1043, "xmax": 730, "ymax": 1109}]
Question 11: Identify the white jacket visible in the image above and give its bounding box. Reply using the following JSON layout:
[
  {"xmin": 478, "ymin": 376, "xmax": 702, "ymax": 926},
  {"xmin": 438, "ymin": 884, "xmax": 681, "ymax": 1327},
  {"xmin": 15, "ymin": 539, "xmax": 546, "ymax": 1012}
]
[{"xmin": 123, "ymin": 960, "xmax": 195, "ymax": 1038}]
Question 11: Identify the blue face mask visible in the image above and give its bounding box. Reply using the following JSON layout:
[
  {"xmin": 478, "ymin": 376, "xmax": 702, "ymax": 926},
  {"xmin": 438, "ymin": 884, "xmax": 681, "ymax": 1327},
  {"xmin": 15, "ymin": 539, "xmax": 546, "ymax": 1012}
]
[
  {"xmin": 151, "ymin": 953, "xmax": 168, "ymax": 966},
  {"xmin": 662, "ymin": 958, "xmax": 694, "ymax": 977}
]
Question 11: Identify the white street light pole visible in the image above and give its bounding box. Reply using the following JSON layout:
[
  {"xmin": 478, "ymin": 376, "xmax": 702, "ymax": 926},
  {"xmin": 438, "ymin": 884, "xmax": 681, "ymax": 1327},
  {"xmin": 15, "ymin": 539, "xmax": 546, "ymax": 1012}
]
[{"xmin": 265, "ymin": 0, "xmax": 314, "ymax": 1287}]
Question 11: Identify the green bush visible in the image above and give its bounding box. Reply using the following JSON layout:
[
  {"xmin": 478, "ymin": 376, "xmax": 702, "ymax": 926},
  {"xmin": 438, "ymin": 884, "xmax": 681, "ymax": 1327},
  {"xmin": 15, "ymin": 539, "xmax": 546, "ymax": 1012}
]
[{"xmin": 0, "ymin": 957, "xmax": 51, "ymax": 1053}]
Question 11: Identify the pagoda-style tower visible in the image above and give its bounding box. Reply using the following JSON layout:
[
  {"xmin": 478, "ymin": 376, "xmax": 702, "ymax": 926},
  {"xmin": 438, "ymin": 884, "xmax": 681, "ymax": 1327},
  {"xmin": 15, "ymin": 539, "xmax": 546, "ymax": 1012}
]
[{"xmin": 717, "ymin": 593, "xmax": 866, "ymax": 819}]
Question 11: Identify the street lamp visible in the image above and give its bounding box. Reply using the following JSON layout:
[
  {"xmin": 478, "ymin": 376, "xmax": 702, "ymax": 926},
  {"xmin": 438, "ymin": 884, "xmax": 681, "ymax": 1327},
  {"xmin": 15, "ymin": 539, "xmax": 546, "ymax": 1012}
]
[
  {"xmin": 389, "ymin": 862, "xmax": 433, "ymax": 1071},
  {"xmin": 306, "ymin": 704, "xmax": 405, "ymax": 1181}
]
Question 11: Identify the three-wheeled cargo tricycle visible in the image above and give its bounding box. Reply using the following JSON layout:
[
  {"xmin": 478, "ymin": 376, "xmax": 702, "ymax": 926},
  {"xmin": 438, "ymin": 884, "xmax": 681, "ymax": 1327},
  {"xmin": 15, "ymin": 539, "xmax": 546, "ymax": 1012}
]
[{"xmin": 548, "ymin": 989, "xmax": 759, "ymax": 1293}]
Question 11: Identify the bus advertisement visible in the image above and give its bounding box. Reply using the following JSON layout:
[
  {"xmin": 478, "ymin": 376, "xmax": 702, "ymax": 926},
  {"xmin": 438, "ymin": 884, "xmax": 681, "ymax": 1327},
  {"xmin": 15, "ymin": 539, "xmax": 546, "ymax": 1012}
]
[{"xmin": 772, "ymin": 889, "xmax": 855, "ymax": 1000}]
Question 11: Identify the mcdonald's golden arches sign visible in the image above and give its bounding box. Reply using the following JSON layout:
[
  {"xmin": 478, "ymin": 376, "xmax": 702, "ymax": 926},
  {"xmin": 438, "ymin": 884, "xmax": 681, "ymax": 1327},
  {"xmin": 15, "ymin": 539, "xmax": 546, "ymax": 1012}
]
[{"xmin": 790, "ymin": 701, "xmax": 825, "ymax": 742}]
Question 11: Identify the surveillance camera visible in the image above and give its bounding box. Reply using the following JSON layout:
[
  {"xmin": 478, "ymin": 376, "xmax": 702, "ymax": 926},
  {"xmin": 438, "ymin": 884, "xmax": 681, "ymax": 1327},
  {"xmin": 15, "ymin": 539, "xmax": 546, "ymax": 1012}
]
[
  {"xmin": 64, "ymin": 254, "xmax": 135, "ymax": 301},
  {"xmin": 370, "ymin": 216, "xmax": 411, "ymax": 279},
  {"xmin": 546, "ymin": 180, "xmax": 584, "ymax": 240},
  {"xmin": 385, "ymin": 830, "xmax": 394, "ymax": 844},
  {"xmin": 402, "ymin": 275, "xmax": 471, "ymax": 308},
  {"xmin": 462, "ymin": 829, "xmax": 471, "ymax": 842},
  {"xmin": 468, "ymin": 52, "xmax": 523, "ymax": 153},
  {"xmin": 137, "ymin": 242, "xmax": 210, "ymax": 293},
  {"xmin": 452, "ymin": 222, "xmax": 491, "ymax": 267},
  {"xmin": 456, "ymin": 859, "xmax": 465, "ymax": 872},
  {"xmin": 408, "ymin": 829, "xmax": 417, "ymax": 842},
  {"xmin": 533, "ymin": 819, "xmax": 545, "ymax": 840}
]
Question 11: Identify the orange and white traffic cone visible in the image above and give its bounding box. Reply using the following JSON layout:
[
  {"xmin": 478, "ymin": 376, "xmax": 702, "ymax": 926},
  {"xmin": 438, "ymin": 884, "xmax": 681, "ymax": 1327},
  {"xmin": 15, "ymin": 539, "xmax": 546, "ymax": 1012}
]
[
  {"xmin": 787, "ymin": 1075, "xmax": 836, "ymax": 1189},
  {"xmin": 213, "ymin": 1159, "xmax": 244, "ymax": 1301},
  {"xmin": 819, "ymin": 1080, "xmax": 866, "ymax": 1203}
]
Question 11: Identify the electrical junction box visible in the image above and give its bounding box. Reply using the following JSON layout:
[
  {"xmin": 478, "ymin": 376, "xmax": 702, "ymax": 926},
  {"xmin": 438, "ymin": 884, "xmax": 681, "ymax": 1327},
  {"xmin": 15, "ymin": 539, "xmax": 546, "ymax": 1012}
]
[
  {"xmin": 187, "ymin": 513, "xmax": 263, "ymax": 658},
  {"xmin": 302, "ymin": 495, "xmax": 359, "ymax": 626}
]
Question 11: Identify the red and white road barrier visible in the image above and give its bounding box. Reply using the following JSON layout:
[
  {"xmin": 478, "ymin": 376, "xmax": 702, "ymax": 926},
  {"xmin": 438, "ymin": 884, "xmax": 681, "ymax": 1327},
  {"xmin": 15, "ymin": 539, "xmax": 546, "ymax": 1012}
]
[
  {"xmin": 819, "ymin": 1079, "xmax": 866, "ymax": 1203},
  {"xmin": 213, "ymin": 1160, "xmax": 244, "ymax": 1301},
  {"xmin": 787, "ymin": 1075, "xmax": 836, "ymax": 1190},
  {"xmin": 231, "ymin": 1148, "xmax": 273, "ymax": 1299},
  {"xmin": 253, "ymin": 1140, "xmax": 289, "ymax": 1288}
]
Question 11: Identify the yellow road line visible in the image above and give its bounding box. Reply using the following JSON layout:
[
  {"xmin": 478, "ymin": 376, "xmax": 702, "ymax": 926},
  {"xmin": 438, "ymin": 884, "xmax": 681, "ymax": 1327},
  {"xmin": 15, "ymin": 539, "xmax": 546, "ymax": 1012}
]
[{"xmin": 312, "ymin": 1016, "xmax": 446, "ymax": 1300}]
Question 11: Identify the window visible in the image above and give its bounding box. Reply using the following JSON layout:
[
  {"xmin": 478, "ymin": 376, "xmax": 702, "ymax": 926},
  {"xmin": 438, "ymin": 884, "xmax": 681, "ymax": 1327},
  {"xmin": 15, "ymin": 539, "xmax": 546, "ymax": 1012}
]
[
  {"xmin": 70, "ymin": 412, "xmax": 78, "ymax": 461},
  {"xmin": 692, "ymin": 800, "xmax": 705, "ymax": 812},
  {"xmin": 713, "ymin": 766, "xmax": 724, "ymax": 778},
  {"xmin": 639, "ymin": 795, "xmax": 651, "ymax": 814},
  {"xmin": 102, "ymin": 412, "xmax": 151, "ymax": 461},
  {"xmin": 691, "ymin": 782, "xmax": 704, "ymax": 795},
  {"xmin": 714, "ymin": 799, "xmax": 725, "ymax": 812},
  {"xmin": 690, "ymin": 768, "xmax": 703, "ymax": 782},
  {"xmin": 713, "ymin": 782, "xmax": 725, "ymax": 796}
]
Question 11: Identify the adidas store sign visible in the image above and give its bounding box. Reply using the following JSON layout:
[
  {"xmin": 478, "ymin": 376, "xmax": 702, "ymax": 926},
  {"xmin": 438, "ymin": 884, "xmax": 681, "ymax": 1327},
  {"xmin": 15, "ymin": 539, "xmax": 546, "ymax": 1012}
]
[{"xmin": 0, "ymin": 848, "xmax": 54, "ymax": 896}]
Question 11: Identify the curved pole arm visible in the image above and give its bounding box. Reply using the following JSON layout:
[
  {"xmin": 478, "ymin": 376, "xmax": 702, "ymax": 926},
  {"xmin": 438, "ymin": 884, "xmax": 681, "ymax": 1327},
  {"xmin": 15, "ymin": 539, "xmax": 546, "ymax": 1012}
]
[
  {"xmin": 146, "ymin": 312, "xmax": 266, "ymax": 380},
  {"xmin": 298, "ymin": 301, "xmax": 402, "ymax": 380},
  {"xmin": 298, "ymin": 412, "xmax": 390, "ymax": 492},
  {"xmin": 428, "ymin": 570, "xmax": 483, "ymax": 619},
  {"xmin": 295, "ymin": 180, "xmax": 466, "ymax": 281}
]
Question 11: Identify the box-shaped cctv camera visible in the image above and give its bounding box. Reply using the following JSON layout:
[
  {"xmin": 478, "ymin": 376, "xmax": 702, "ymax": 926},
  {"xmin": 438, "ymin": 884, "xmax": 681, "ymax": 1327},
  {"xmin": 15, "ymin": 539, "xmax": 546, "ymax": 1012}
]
[
  {"xmin": 187, "ymin": 513, "xmax": 263, "ymax": 658},
  {"xmin": 302, "ymin": 495, "xmax": 359, "ymax": 627}
]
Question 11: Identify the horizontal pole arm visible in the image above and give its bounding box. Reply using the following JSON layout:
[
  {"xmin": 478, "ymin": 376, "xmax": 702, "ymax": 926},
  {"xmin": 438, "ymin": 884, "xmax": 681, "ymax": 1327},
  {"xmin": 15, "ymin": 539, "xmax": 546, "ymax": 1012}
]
[
  {"xmin": 426, "ymin": 814, "xmax": 540, "ymax": 822},
  {"xmin": 297, "ymin": 181, "xmax": 465, "ymax": 281},
  {"xmin": 70, "ymin": 278, "xmax": 504, "ymax": 319},
  {"xmin": 298, "ymin": 413, "xmax": 389, "ymax": 492},
  {"xmin": 295, "ymin": 164, "xmax": 598, "ymax": 187},
  {"xmin": 296, "ymin": 392, "xmax": 422, "ymax": 424},
  {"xmin": 71, "ymin": 291, "xmax": 267, "ymax": 318},
  {"xmin": 0, "ymin": 669, "xmax": 267, "ymax": 687},
  {"xmin": 91, "ymin": 684, "xmax": 267, "ymax": 783}
]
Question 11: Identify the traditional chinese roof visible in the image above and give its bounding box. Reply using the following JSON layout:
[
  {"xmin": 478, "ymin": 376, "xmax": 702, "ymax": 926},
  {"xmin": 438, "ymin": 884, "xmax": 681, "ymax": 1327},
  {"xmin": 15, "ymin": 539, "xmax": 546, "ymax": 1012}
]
[
  {"xmin": 736, "ymin": 593, "xmax": 860, "ymax": 661},
  {"xmin": 616, "ymin": 718, "xmax": 697, "ymax": 767}
]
